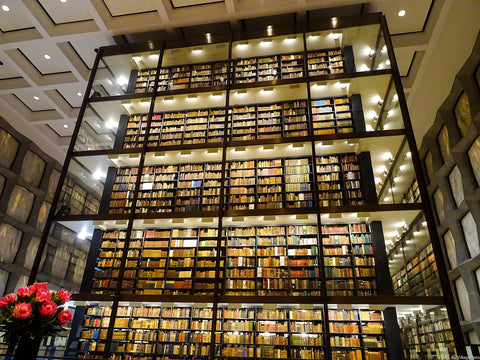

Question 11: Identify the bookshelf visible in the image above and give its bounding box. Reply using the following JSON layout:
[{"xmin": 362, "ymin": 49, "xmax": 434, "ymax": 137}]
[
  {"xmin": 322, "ymin": 223, "xmax": 376, "ymax": 296},
  {"xmin": 391, "ymin": 243, "xmax": 441, "ymax": 297},
  {"xmin": 48, "ymin": 15, "xmax": 463, "ymax": 360},
  {"xmin": 398, "ymin": 307, "xmax": 455, "ymax": 359}
]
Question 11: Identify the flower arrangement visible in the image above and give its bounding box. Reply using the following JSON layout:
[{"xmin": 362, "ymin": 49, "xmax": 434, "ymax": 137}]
[{"xmin": 0, "ymin": 283, "xmax": 72, "ymax": 358}]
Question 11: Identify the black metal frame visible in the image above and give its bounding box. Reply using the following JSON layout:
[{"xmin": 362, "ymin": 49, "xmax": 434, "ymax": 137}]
[{"xmin": 28, "ymin": 11, "xmax": 467, "ymax": 358}]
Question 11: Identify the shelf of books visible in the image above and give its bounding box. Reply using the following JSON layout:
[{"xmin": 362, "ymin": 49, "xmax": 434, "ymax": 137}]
[
  {"xmin": 50, "ymin": 15, "xmax": 464, "ymax": 360},
  {"xmin": 398, "ymin": 306, "xmax": 456, "ymax": 359}
]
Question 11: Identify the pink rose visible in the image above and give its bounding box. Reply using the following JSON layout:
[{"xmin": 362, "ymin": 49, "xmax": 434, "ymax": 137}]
[
  {"xmin": 0, "ymin": 293, "xmax": 16, "ymax": 307},
  {"xmin": 36, "ymin": 290, "xmax": 51, "ymax": 303},
  {"xmin": 12, "ymin": 303, "xmax": 32, "ymax": 319},
  {"xmin": 39, "ymin": 301, "xmax": 57, "ymax": 317},
  {"xmin": 56, "ymin": 289, "xmax": 71, "ymax": 304},
  {"xmin": 57, "ymin": 309, "xmax": 72, "ymax": 325}
]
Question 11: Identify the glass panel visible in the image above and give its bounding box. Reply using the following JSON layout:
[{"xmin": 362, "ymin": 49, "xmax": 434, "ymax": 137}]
[
  {"xmin": 437, "ymin": 125, "xmax": 450, "ymax": 162},
  {"xmin": 455, "ymin": 91, "xmax": 472, "ymax": 137},
  {"xmin": 20, "ymin": 150, "xmax": 46, "ymax": 186},
  {"xmin": 232, "ymin": 35, "xmax": 303, "ymax": 85},
  {"xmin": 377, "ymin": 142, "xmax": 418, "ymax": 205},
  {"xmin": 448, "ymin": 166, "xmax": 464, "ymax": 207},
  {"xmin": 424, "ymin": 150, "xmax": 434, "ymax": 184},
  {"xmin": 306, "ymin": 24, "xmax": 389, "ymax": 73},
  {"xmin": 92, "ymin": 50, "xmax": 161, "ymax": 97},
  {"xmin": 162, "ymin": 42, "xmax": 229, "ymax": 90},
  {"xmin": 7, "ymin": 185, "xmax": 35, "ymax": 222},
  {"xmin": 75, "ymin": 98, "xmax": 152, "ymax": 152},
  {"xmin": 397, "ymin": 305, "xmax": 456, "ymax": 359},
  {"xmin": 455, "ymin": 277, "xmax": 471, "ymax": 321},
  {"xmin": 468, "ymin": 137, "xmax": 480, "ymax": 186},
  {"xmin": 461, "ymin": 212, "xmax": 480, "ymax": 258},
  {"xmin": 0, "ymin": 128, "xmax": 19, "ymax": 168},
  {"xmin": 433, "ymin": 189, "xmax": 444, "ymax": 223},
  {"xmin": 443, "ymin": 230, "xmax": 457, "ymax": 269},
  {"xmin": 152, "ymin": 90, "xmax": 227, "ymax": 147},
  {"xmin": 57, "ymin": 154, "xmax": 138, "ymax": 216}
]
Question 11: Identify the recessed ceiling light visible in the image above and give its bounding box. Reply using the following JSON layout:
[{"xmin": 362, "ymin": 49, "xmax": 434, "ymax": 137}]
[
  {"xmin": 63, "ymin": 124, "xmax": 69, "ymax": 128},
  {"xmin": 398, "ymin": 9, "xmax": 406, "ymax": 17},
  {"xmin": 1, "ymin": 5, "xmax": 9, "ymax": 12},
  {"xmin": 60, "ymin": 0, "xmax": 67, "ymax": 3},
  {"xmin": 76, "ymin": 92, "xmax": 82, "ymax": 96},
  {"xmin": 33, "ymin": 96, "xmax": 40, "ymax": 100},
  {"xmin": 43, "ymin": 54, "xmax": 51, "ymax": 60}
]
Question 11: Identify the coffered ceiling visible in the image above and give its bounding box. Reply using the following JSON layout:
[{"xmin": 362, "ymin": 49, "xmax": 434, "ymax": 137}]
[{"xmin": 0, "ymin": 0, "xmax": 479, "ymax": 163}]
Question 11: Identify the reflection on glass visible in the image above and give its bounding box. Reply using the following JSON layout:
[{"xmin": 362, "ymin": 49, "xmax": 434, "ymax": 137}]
[
  {"xmin": 455, "ymin": 277, "xmax": 471, "ymax": 321},
  {"xmin": 437, "ymin": 125, "xmax": 450, "ymax": 162},
  {"xmin": 92, "ymin": 50, "xmax": 161, "ymax": 97},
  {"xmin": 461, "ymin": 212, "xmax": 480, "ymax": 258},
  {"xmin": 448, "ymin": 166, "xmax": 464, "ymax": 207},
  {"xmin": 468, "ymin": 137, "xmax": 480, "ymax": 186},
  {"xmin": 433, "ymin": 189, "xmax": 444, "ymax": 224},
  {"xmin": 443, "ymin": 230, "xmax": 457, "ymax": 269},
  {"xmin": 455, "ymin": 92, "xmax": 472, "ymax": 137}
]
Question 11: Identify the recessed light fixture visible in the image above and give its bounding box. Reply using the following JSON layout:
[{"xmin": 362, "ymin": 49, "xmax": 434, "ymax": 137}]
[
  {"xmin": 398, "ymin": 9, "xmax": 406, "ymax": 17},
  {"xmin": 236, "ymin": 42, "xmax": 248, "ymax": 48},
  {"xmin": 76, "ymin": 92, "xmax": 82, "ymax": 97},
  {"xmin": 1, "ymin": 5, "xmax": 9, "ymax": 11},
  {"xmin": 43, "ymin": 54, "xmax": 51, "ymax": 60},
  {"xmin": 33, "ymin": 96, "xmax": 40, "ymax": 100},
  {"xmin": 192, "ymin": 48, "xmax": 203, "ymax": 54},
  {"xmin": 266, "ymin": 25, "xmax": 273, "ymax": 36},
  {"xmin": 60, "ymin": 0, "xmax": 67, "ymax": 3},
  {"xmin": 63, "ymin": 124, "xmax": 69, "ymax": 128}
]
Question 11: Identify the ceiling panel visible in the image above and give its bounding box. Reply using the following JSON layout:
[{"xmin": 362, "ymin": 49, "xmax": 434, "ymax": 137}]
[
  {"xmin": 14, "ymin": 89, "xmax": 54, "ymax": 111},
  {"xmin": 38, "ymin": 0, "xmax": 93, "ymax": 24},
  {"xmin": 46, "ymin": 120, "xmax": 75, "ymax": 137},
  {"xmin": 393, "ymin": 47, "xmax": 416, "ymax": 77},
  {"xmin": 0, "ymin": 59, "xmax": 20, "ymax": 79},
  {"xmin": 18, "ymin": 41, "xmax": 71, "ymax": 74},
  {"xmin": 68, "ymin": 34, "xmax": 116, "ymax": 69},
  {"xmin": 171, "ymin": 0, "xmax": 224, "ymax": 8},
  {"xmin": 0, "ymin": 0, "xmax": 35, "ymax": 32},
  {"xmin": 55, "ymin": 83, "xmax": 87, "ymax": 108},
  {"xmin": 103, "ymin": 0, "xmax": 157, "ymax": 16},
  {"xmin": 369, "ymin": 0, "xmax": 432, "ymax": 35}
]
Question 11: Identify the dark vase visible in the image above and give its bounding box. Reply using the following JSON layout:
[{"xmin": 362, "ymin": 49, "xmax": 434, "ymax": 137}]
[{"xmin": 9, "ymin": 336, "xmax": 42, "ymax": 360}]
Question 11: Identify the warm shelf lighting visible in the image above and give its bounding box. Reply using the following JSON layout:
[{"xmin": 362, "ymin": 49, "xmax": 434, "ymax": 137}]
[
  {"xmin": 192, "ymin": 48, "xmax": 203, "ymax": 54},
  {"xmin": 1, "ymin": 5, "xmax": 9, "ymax": 12},
  {"xmin": 163, "ymin": 96, "xmax": 174, "ymax": 102},
  {"xmin": 43, "ymin": 54, "xmax": 51, "ymax": 60},
  {"xmin": 33, "ymin": 96, "xmax": 40, "ymax": 100},
  {"xmin": 210, "ymin": 92, "xmax": 222, "ymax": 97},
  {"xmin": 330, "ymin": 32, "xmax": 342, "ymax": 40},
  {"xmin": 235, "ymin": 90, "xmax": 247, "ymax": 96},
  {"xmin": 63, "ymin": 124, "xmax": 69, "ymax": 128},
  {"xmin": 76, "ymin": 92, "xmax": 82, "ymax": 96},
  {"xmin": 237, "ymin": 42, "xmax": 248, "ymax": 48},
  {"xmin": 187, "ymin": 95, "xmax": 198, "ymax": 100},
  {"xmin": 261, "ymin": 87, "xmax": 273, "ymax": 93},
  {"xmin": 132, "ymin": 56, "xmax": 142, "ymax": 61},
  {"xmin": 398, "ymin": 9, "xmax": 406, "ymax": 17},
  {"xmin": 260, "ymin": 39, "xmax": 273, "ymax": 46}
]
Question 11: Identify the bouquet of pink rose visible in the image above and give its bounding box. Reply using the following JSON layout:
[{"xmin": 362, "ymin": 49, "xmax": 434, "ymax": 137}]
[{"xmin": 0, "ymin": 282, "xmax": 73, "ymax": 350}]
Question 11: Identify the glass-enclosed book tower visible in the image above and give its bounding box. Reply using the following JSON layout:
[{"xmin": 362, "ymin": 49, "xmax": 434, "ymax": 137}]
[{"xmin": 30, "ymin": 13, "xmax": 469, "ymax": 360}]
